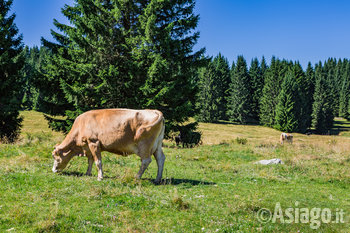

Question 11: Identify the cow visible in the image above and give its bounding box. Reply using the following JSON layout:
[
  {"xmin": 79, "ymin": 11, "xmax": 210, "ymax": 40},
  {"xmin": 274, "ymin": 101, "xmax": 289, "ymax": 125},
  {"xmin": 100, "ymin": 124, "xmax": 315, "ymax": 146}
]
[
  {"xmin": 174, "ymin": 130, "xmax": 202, "ymax": 148},
  {"xmin": 174, "ymin": 133, "xmax": 182, "ymax": 146},
  {"xmin": 51, "ymin": 109, "xmax": 165, "ymax": 183},
  {"xmin": 280, "ymin": 132, "xmax": 293, "ymax": 145}
]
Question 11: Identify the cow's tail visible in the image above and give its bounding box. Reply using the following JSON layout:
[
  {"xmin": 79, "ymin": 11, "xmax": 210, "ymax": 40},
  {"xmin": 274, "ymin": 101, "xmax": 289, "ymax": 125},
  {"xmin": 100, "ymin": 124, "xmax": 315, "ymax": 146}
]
[{"xmin": 135, "ymin": 110, "xmax": 164, "ymax": 141}]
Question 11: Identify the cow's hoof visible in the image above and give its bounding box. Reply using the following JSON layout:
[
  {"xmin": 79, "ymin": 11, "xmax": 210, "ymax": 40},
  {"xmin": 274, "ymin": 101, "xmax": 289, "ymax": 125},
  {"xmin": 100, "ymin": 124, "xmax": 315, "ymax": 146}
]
[
  {"xmin": 85, "ymin": 173, "xmax": 92, "ymax": 176},
  {"xmin": 97, "ymin": 177, "xmax": 103, "ymax": 181}
]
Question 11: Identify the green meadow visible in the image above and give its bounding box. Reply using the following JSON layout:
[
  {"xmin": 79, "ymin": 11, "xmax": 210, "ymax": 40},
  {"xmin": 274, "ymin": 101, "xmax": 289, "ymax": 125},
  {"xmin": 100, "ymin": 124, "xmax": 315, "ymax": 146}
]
[{"xmin": 0, "ymin": 111, "xmax": 349, "ymax": 232}]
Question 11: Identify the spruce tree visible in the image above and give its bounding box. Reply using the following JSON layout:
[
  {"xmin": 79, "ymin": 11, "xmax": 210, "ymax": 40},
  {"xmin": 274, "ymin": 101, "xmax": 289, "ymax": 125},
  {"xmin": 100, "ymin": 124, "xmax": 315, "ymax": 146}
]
[
  {"xmin": 0, "ymin": 0, "xmax": 24, "ymax": 142},
  {"xmin": 302, "ymin": 62, "xmax": 315, "ymax": 130},
  {"xmin": 339, "ymin": 62, "xmax": 350, "ymax": 118},
  {"xmin": 323, "ymin": 58, "xmax": 338, "ymax": 115},
  {"xmin": 249, "ymin": 58, "xmax": 263, "ymax": 121},
  {"xmin": 259, "ymin": 57, "xmax": 281, "ymax": 126},
  {"xmin": 260, "ymin": 56, "xmax": 268, "ymax": 77},
  {"xmin": 197, "ymin": 60, "xmax": 219, "ymax": 122},
  {"xmin": 197, "ymin": 54, "xmax": 230, "ymax": 122},
  {"xmin": 230, "ymin": 60, "xmax": 236, "ymax": 76},
  {"xmin": 21, "ymin": 46, "xmax": 50, "ymax": 110},
  {"xmin": 292, "ymin": 62, "xmax": 309, "ymax": 132},
  {"xmin": 227, "ymin": 55, "xmax": 253, "ymax": 123},
  {"xmin": 212, "ymin": 53, "xmax": 230, "ymax": 120},
  {"xmin": 274, "ymin": 71, "xmax": 299, "ymax": 132},
  {"xmin": 41, "ymin": 0, "xmax": 204, "ymax": 135},
  {"xmin": 311, "ymin": 63, "xmax": 334, "ymax": 133}
]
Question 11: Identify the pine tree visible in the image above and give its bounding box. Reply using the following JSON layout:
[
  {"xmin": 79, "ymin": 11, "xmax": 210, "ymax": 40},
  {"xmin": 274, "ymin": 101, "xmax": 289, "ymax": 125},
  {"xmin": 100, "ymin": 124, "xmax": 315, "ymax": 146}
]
[
  {"xmin": 0, "ymin": 0, "xmax": 25, "ymax": 142},
  {"xmin": 260, "ymin": 56, "xmax": 268, "ymax": 77},
  {"xmin": 212, "ymin": 53, "xmax": 230, "ymax": 120},
  {"xmin": 21, "ymin": 46, "xmax": 50, "ymax": 110},
  {"xmin": 274, "ymin": 71, "xmax": 299, "ymax": 132},
  {"xmin": 339, "ymin": 62, "xmax": 350, "ymax": 118},
  {"xmin": 259, "ymin": 57, "xmax": 281, "ymax": 126},
  {"xmin": 312, "ymin": 63, "xmax": 334, "ymax": 133},
  {"xmin": 197, "ymin": 59, "xmax": 219, "ymax": 122},
  {"xmin": 260, "ymin": 57, "xmax": 292, "ymax": 126},
  {"xmin": 230, "ymin": 60, "xmax": 236, "ymax": 76},
  {"xmin": 197, "ymin": 54, "xmax": 230, "ymax": 122},
  {"xmin": 323, "ymin": 58, "xmax": 338, "ymax": 115},
  {"xmin": 227, "ymin": 56, "xmax": 253, "ymax": 123},
  {"xmin": 302, "ymin": 62, "xmax": 315, "ymax": 130},
  {"xmin": 292, "ymin": 62, "xmax": 309, "ymax": 132},
  {"xmin": 40, "ymin": 0, "xmax": 204, "ymax": 135},
  {"xmin": 249, "ymin": 58, "xmax": 263, "ymax": 121}
]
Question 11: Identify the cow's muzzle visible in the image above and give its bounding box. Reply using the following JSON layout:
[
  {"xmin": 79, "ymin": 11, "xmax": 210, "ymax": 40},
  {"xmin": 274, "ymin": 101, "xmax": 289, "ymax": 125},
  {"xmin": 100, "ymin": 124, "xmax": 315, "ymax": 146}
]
[{"xmin": 52, "ymin": 160, "xmax": 60, "ymax": 173}]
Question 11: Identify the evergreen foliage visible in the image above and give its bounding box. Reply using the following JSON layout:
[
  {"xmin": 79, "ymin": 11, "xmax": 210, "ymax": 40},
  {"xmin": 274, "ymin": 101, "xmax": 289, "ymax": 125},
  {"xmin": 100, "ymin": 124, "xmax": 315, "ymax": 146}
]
[
  {"xmin": 0, "ymin": 0, "xmax": 25, "ymax": 142},
  {"xmin": 7, "ymin": 0, "xmax": 350, "ymax": 136},
  {"xmin": 21, "ymin": 46, "xmax": 51, "ymax": 110},
  {"xmin": 274, "ymin": 71, "xmax": 299, "ymax": 132},
  {"xmin": 212, "ymin": 53, "xmax": 230, "ymax": 120},
  {"xmin": 259, "ymin": 57, "xmax": 283, "ymax": 126},
  {"xmin": 339, "ymin": 62, "xmax": 350, "ymax": 118},
  {"xmin": 196, "ymin": 60, "xmax": 219, "ymax": 122},
  {"xmin": 40, "ymin": 0, "xmax": 204, "ymax": 135},
  {"xmin": 303, "ymin": 62, "xmax": 315, "ymax": 129},
  {"xmin": 196, "ymin": 54, "xmax": 230, "ymax": 122},
  {"xmin": 311, "ymin": 63, "xmax": 334, "ymax": 133},
  {"xmin": 227, "ymin": 56, "xmax": 253, "ymax": 123},
  {"xmin": 292, "ymin": 62, "xmax": 309, "ymax": 132},
  {"xmin": 260, "ymin": 56, "xmax": 268, "ymax": 76},
  {"xmin": 249, "ymin": 58, "xmax": 263, "ymax": 121}
]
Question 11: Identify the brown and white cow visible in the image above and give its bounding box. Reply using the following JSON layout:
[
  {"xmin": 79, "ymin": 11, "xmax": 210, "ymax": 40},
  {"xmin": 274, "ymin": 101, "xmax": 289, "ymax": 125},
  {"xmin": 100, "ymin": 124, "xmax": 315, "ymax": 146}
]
[
  {"xmin": 52, "ymin": 109, "xmax": 165, "ymax": 183},
  {"xmin": 280, "ymin": 132, "xmax": 293, "ymax": 145}
]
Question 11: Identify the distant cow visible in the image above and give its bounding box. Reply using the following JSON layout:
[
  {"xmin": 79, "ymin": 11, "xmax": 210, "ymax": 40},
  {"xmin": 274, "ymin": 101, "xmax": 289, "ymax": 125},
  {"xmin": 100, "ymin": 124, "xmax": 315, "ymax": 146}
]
[
  {"xmin": 280, "ymin": 133, "xmax": 293, "ymax": 145},
  {"xmin": 175, "ymin": 133, "xmax": 182, "ymax": 146},
  {"xmin": 175, "ymin": 131, "xmax": 202, "ymax": 148},
  {"xmin": 52, "ymin": 109, "xmax": 165, "ymax": 183}
]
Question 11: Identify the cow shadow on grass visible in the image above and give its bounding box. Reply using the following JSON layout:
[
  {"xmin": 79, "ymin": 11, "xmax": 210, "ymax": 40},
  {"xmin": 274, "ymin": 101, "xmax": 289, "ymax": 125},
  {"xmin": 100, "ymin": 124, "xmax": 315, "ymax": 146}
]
[
  {"xmin": 59, "ymin": 172, "xmax": 215, "ymax": 186},
  {"xmin": 60, "ymin": 171, "xmax": 114, "ymax": 179},
  {"xmin": 60, "ymin": 171, "xmax": 85, "ymax": 177},
  {"xmin": 144, "ymin": 178, "xmax": 216, "ymax": 186}
]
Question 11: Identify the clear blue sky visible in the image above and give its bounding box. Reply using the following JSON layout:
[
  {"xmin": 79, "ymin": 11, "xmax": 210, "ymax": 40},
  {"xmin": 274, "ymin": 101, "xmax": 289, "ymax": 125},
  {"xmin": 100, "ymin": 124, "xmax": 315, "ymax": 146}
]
[{"xmin": 11, "ymin": 0, "xmax": 350, "ymax": 68}]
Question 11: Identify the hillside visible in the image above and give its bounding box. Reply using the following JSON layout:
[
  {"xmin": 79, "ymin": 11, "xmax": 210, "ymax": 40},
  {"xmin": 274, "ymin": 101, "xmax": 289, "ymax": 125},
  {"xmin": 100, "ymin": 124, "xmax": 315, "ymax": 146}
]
[{"xmin": 0, "ymin": 111, "xmax": 349, "ymax": 232}]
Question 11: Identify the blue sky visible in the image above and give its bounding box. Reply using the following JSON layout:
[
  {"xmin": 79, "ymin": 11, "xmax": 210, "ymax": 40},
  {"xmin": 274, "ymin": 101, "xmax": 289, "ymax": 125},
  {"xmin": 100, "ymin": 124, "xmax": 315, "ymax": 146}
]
[{"xmin": 11, "ymin": 0, "xmax": 350, "ymax": 68}]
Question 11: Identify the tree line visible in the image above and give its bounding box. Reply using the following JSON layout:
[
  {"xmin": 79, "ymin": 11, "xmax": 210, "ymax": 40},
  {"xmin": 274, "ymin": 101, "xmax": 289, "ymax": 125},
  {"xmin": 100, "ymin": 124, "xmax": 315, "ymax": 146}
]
[
  {"xmin": 197, "ymin": 54, "xmax": 350, "ymax": 134},
  {"xmin": 1, "ymin": 0, "xmax": 349, "ymax": 142}
]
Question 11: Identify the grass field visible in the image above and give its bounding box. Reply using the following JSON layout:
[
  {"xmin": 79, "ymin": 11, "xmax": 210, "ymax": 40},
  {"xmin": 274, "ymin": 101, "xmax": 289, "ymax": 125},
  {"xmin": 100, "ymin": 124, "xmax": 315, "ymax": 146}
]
[{"xmin": 0, "ymin": 111, "xmax": 350, "ymax": 232}]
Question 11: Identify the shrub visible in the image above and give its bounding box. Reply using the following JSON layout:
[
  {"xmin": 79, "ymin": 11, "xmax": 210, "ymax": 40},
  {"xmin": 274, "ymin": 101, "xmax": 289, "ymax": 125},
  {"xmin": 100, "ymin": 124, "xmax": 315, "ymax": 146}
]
[{"xmin": 236, "ymin": 137, "xmax": 248, "ymax": 145}]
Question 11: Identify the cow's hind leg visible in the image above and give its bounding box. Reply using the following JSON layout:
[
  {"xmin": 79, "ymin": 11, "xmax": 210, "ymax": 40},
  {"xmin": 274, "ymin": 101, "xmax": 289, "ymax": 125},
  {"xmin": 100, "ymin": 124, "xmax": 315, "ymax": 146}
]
[
  {"xmin": 136, "ymin": 156, "xmax": 152, "ymax": 180},
  {"xmin": 85, "ymin": 155, "xmax": 93, "ymax": 176},
  {"xmin": 88, "ymin": 140, "xmax": 103, "ymax": 181},
  {"xmin": 153, "ymin": 147, "xmax": 165, "ymax": 184}
]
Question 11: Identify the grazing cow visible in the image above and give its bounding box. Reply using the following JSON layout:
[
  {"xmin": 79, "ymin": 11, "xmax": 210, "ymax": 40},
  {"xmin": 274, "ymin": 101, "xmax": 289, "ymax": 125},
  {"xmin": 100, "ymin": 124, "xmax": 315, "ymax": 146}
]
[
  {"xmin": 52, "ymin": 109, "xmax": 165, "ymax": 183},
  {"xmin": 280, "ymin": 132, "xmax": 293, "ymax": 145},
  {"xmin": 177, "ymin": 130, "xmax": 202, "ymax": 148}
]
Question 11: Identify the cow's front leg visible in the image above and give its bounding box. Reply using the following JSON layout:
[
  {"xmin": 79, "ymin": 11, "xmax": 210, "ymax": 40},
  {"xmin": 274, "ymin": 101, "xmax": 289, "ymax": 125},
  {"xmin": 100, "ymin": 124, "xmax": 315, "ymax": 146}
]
[
  {"xmin": 136, "ymin": 157, "xmax": 152, "ymax": 180},
  {"xmin": 85, "ymin": 156, "xmax": 93, "ymax": 176},
  {"xmin": 88, "ymin": 140, "xmax": 103, "ymax": 181}
]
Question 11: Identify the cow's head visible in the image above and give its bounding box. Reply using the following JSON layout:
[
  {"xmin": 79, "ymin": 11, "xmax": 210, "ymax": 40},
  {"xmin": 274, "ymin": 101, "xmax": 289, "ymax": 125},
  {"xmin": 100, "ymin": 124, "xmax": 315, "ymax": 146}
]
[{"xmin": 52, "ymin": 145, "xmax": 75, "ymax": 173}]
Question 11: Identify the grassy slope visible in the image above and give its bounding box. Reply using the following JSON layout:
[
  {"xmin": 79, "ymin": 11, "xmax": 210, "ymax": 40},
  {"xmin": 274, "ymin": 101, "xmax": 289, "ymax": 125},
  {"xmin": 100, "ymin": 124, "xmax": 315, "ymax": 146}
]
[{"xmin": 0, "ymin": 111, "xmax": 349, "ymax": 232}]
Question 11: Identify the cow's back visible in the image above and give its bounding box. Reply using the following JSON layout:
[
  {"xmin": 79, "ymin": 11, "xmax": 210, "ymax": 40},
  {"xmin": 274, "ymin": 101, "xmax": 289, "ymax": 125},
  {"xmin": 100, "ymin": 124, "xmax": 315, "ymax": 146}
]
[{"xmin": 76, "ymin": 109, "xmax": 163, "ymax": 155}]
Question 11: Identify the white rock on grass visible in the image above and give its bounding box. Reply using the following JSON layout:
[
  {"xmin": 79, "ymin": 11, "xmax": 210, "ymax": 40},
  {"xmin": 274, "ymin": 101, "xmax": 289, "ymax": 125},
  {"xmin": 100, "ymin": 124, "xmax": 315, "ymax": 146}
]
[{"xmin": 255, "ymin": 158, "xmax": 284, "ymax": 165}]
